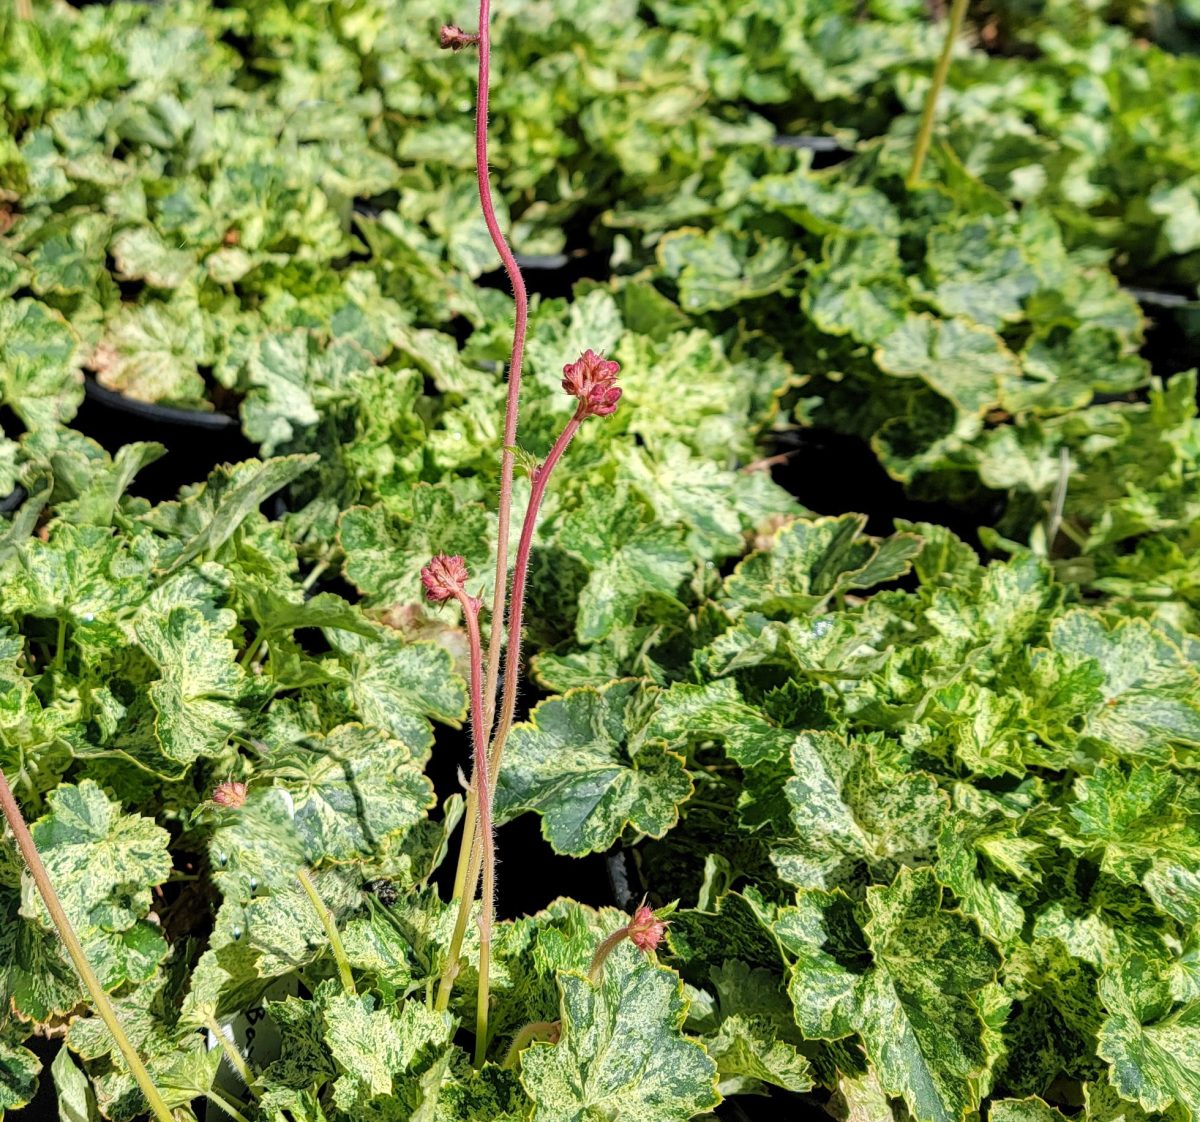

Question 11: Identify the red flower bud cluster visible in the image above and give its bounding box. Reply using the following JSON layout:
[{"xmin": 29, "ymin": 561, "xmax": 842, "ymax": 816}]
[
  {"xmin": 562, "ymin": 350, "xmax": 622, "ymax": 418},
  {"xmin": 212, "ymin": 780, "xmax": 247, "ymax": 809},
  {"xmin": 627, "ymin": 904, "xmax": 667, "ymax": 953},
  {"xmin": 421, "ymin": 554, "xmax": 471, "ymax": 603}
]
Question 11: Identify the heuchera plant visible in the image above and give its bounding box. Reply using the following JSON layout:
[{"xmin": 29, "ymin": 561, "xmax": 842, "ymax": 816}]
[
  {"xmin": 425, "ymin": 5, "xmax": 626, "ymax": 1064},
  {"xmin": 0, "ymin": 0, "xmax": 635, "ymax": 1102}
]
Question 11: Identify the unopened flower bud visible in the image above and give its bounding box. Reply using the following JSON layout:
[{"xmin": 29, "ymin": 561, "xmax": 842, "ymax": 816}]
[
  {"xmin": 439, "ymin": 24, "xmax": 479, "ymax": 49},
  {"xmin": 562, "ymin": 350, "xmax": 622, "ymax": 418},
  {"xmin": 212, "ymin": 780, "xmax": 247, "ymax": 809},
  {"xmin": 627, "ymin": 904, "xmax": 667, "ymax": 953},
  {"xmin": 421, "ymin": 554, "xmax": 471, "ymax": 603}
]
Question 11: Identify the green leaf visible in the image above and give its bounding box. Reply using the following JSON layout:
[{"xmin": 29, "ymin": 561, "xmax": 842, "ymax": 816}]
[
  {"xmin": 267, "ymin": 723, "xmax": 435, "ymax": 863},
  {"xmin": 704, "ymin": 1013, "xmax": 813, "ymax": 1097},
  {"xmin": 772, "ymin": 732, "xmax": 947, "ymax": 891},
  {"xmin": 874, "ymin": 314, "xmax": 1022, "ymax": 418},
  {"xmin": 336, "ymin": 632, "xmax": 467, "ymax": 750},
  {"xmin": 924, "ymin": 216, "xmax": 1039, "ymax": 330},
  {"xmin": 723, "ymin": 515, "xmax": 922, "ymax": 617},
  {"xmin": 50, "ymin": 1045, "xmax": 92, "ymax": 1122},
  {"xmin": 90, "ymin": 301, "xmax": 208, "ymax": 407},
  {"xmin": 776, "ymin": 867, "xmax": 999, "ymax": 1122},
  {"xmin": 162, "ymin": 455, "xmax": 318, "ymax": 573},
  {"xmin": 322, "ymin": 989, "xmax": 451, "ymax": 1112},
  {"xmin": 0, "ymin": 1040, "xmax": 40, "ymax": 1118},
  {"xmin": 496, "ymin": 681, "xmax": 693, "ymax": 856},
  {"xmin": 134, "ymin": 606, "xmax": 249, "ymax": 765},
  {"xmin": 1098, "ymin": 956, "xmax": 1200, "ymax": 1116},
  {"xmin": 339, "ymin": 486, "xmax": 493, "ymax": 610},
  {"xmin": 521, "ymin": 942, "xmax": 720, "ymax": 1122},
  {"xmin": 990, "ymin": 1098, "xmax": 1071, "ymax": 1122},
  {"xmin": 656, "ymin": 227, "xmax": 800, "ymax": 313},
  {"xmin": 110, "ymin": 227, "xmax": 195, "ymax": 289},
  {"xmin": 1060, "ymin": 763, "xmax": 1200, "ymax": 923},
  {"xmin": 1049, "ymin": 611, "xmax": 1200, "ymax": 759},
  {"xmin": 644, "ymin": 678, "xmax": 795, "ymax": 768},
  {"xmin": 556, "ymin": 487, "xmax": 691, "ymax": 644},
  {"xmin": 0, "ymin": 298, "xmax": 83, "ymax": 430},
  {"xmin": 23, "ymin": 781, "xmax": 171, "ymax": 990}
]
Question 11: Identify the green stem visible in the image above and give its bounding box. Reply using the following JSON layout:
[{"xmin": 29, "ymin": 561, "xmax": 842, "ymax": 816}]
[
  {"xmin": 54, "ymin": 617, "xmax": 67, "ymax": 672},
  {"xmin": 206, "ymin": 1089, "xmax": 253, "ymax": 1122},
  {"xmin": 239, "ymin": 633, "xmax": 263, "ymax": 669},
  {"xmin": 203, "ymin": 1013, "xmax": 261, "ymax": 1101},
  {"xmin": 0, "ymin": 769, "xmax": 175, "ymax": 1122},
  {"xmin": 300, "ymin": 560, "xmax": 329, "ymax": 593},
  {"xmin": 502, "ymin": 1021, "xmax": 560, "ymax": 1068},
  {"xmin": 474, "ymin": 938, "xmax": 492, "ymax": 1066},
  {"xmin": 906, "ymin": 0, "xmax": 969, "ymax": 188},
  {"xmin": 297, "ymin": 869, "xmax": 355, "ymax": 995}
]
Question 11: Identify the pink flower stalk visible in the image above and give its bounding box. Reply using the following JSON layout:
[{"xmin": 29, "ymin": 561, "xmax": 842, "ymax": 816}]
[
  {"xmin": 421, "ymin": 554, "xmax": 472, "ymax": 604},
  {"xmin": 422, "ymin": 554, "xmax": 496, "ymax": 1066},
  {"xmin": 562, "ymin": 350, "xmax": 622, "ymax": 418},
  {"xmin": 439, "ymin": 24, "xmax": 480, "ymax": 49},
  {"xmin": 587, "ymin": 903, "xmax": 670, "ymax": 983},
  {"xmin": 212, "ymin": 780, "xmax": 247, "ymax": 809}
]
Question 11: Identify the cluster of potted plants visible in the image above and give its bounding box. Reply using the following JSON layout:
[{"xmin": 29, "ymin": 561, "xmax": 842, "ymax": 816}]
[{"xmin": 0, "ymin": 1, "xmax": 1198, "ymax": 1121}]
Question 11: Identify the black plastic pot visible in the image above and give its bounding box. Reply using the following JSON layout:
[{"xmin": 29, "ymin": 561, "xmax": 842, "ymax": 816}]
[
  {"xmin": 14, "ymin": 1036, "xmax": 58, "ymax": 1122},
  {"xmin": 426, "ymin": 720, "xmax": 616, "ymax": 919},
  {"xmin": 75, "ymin": 378, "xmax": 255, "ymax": 504},
  {"xmin": 1125, "ymin": 286, "xmax": 1200, "ymax": 380},
  {"xmin": 0, "ymin": 485, "xmax": 27, "ymax": 514},
  {"xmin": 769, "ymin": 427, "xmax": 1002, "ymax": 551}
]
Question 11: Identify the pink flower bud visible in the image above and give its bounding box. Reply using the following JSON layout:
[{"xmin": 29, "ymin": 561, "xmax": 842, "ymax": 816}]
[
  {"xmin": 627, "ymin": 904, "xmax": 667, "ymax": 953},
  {"xmin": 562, "ymin": 350, "xmax": 622, "ymax": 418},
  {"xmin": 439, "ymin": 24, "xmax": 479, "ymax": 49},
  {"xmin": 212, "ymin": 780, "xmax": 247, "ymax": 809},
  {"xmin": 421, "ymin": 554, "xmax": 470, "ymax": 603}
]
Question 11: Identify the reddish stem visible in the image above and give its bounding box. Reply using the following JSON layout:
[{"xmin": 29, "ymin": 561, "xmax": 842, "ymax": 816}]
[
  {"xmin": 475, "ymin": 0, "xmax": 530, "ymax": 736},
  {"xmin": 455, "ymin": 591, "xmax": 493, "ymax": 946},
  {"xmin": 488, "ymin": 408, "xmax": 585, "ymax": 783},
  {"xmin": 455, "ymin": 590, "xmax": 495, "ymax": 1066}
]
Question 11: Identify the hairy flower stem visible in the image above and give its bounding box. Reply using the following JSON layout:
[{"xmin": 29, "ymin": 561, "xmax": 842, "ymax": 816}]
[
  {"xmin": 474, "ymin": 0, "xmax": 530, "ymax": 736},
  {"xmin": 587, "ymin": 928, "xmax": 631, "ymax": 985},
  {"xmin": 490, "ymin": 410, "xmax": 585, "ymax": 779},
  {"xmin": 207, "ymin": 1090, "xmax": 252, "ymax": 1122},
  {"xmin": 297, "ymin": 868, "xmax": 355, "ymax": 996},
  {"xmin": 203, "ymin": 1013, "xmax": 262, "ymax": 1101},
  {"xmin": 0, "ymin": 769, "xmax": 175, "ymax": 1122},
  {"xmin": 449, "ymin": 592, "xmax": 496, "ymax": 1068},
  {"xmin": 436, "ymin": 410, "xmax": 584, "ymax": 1016},
  {"xmin": 502, "ymin": 1021, "xmax": 561, "ymax": 1068},
  {"xmin": 907, "ymin": 0, "xmax": 969, "ymax": 187},
  {"xmin": 441, "ymin": 0, "xmax": 529, "ymax": 998}
]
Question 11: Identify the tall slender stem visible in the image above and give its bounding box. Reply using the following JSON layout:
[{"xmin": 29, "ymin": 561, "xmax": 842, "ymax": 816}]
[
  {"xmin": 441, "ymin": 0, "xmax": 530, "ymax": 979},
  {"xmin": 907, "ymin": 0, "xmax": 969, "ymax": 188},
  {"xmin": 297, "ymin": 869, "xmax": 355, "ymax": 995},
  {"xmin": 436, "ymin": 410, "xmax": 584, "ymax": 1015},
  {"xmin": 0, "ymin": 770, "xmax": 175, "ymax": 1122},
  {"xmin": 447, "ymin": 593, "xmax": 496, "ymax": 1067},
  {"xmin": 54, "ymin": 617, "xmax": 67, "ymax": 671},
  {"xmin": 489, "ymin": 411, "xmax": 584, "ymax": 781},
  {"xmin": 474, "ymin": 0, "xmax": 530, "ymax": 738}
]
